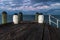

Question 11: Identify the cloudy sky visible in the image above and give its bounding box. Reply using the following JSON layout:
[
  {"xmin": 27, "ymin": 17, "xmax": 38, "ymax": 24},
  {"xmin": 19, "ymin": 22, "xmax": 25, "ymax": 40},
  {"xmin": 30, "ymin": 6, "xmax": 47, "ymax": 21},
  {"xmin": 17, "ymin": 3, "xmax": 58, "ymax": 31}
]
[{"xmin": 0, "ymin": 0, "xmax": 60, "ymax": 14}]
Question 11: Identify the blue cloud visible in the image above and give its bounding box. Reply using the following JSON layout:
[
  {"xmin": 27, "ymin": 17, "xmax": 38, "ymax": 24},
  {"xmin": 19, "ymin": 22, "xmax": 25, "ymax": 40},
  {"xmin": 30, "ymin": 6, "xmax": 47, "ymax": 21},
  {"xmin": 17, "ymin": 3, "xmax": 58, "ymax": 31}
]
[{"xmin": 0, "ymin": 0, "xmax": 60, "ymax": 12}]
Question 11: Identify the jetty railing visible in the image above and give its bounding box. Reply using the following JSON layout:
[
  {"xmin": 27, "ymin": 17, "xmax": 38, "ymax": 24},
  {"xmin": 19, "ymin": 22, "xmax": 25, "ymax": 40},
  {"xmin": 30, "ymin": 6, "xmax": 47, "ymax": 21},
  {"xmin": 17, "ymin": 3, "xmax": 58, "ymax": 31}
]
[{"xmin": 49, "ymin": 15, "xmax": 60, "ymax": 28}]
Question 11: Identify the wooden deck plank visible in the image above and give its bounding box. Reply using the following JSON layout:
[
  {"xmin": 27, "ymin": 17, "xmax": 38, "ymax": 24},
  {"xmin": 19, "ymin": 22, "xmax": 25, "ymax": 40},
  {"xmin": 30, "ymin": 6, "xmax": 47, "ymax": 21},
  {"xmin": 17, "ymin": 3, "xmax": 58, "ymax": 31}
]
[
  {"xmin": 26, "ymin": 24, "xmax": 44, "ymax": 40},
  {"xmin": 48, "ymin": 26, "xmax": 59, "ymax": 40},
  {"xmin": 0, "ymin": 22, "xmax": 60, "ymax": 40},
  {"xmin": 43, "ymin": 24, "xmax": 50, "ymax": 40},
  {"xmin": 55, "ymin": 28, "xmax": 60, "ymax": 40},
  {"xmin": 17, "ymin": 24, "xmax": 35, "ymax": 40}
]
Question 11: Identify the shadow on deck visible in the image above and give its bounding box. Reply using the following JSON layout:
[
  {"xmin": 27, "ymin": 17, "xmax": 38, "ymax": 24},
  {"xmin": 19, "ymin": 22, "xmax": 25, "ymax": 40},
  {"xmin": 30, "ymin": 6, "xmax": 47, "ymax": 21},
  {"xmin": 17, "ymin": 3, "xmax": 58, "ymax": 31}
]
[{"xmin": 0, "ymin": 21, "xmax": 60, "ymax": 40}]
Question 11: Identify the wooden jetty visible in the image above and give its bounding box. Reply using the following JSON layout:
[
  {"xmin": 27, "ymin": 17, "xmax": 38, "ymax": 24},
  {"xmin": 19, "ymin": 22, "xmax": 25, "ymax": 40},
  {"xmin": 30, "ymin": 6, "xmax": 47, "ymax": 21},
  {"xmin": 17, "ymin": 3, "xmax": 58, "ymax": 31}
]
[
  {"xmin": 0, "ymin": 11, "xmax": 60, "ymax": 40},
  {"xmin": 0, "ymin": 21, "xmax": 60, "ymax": 40}
]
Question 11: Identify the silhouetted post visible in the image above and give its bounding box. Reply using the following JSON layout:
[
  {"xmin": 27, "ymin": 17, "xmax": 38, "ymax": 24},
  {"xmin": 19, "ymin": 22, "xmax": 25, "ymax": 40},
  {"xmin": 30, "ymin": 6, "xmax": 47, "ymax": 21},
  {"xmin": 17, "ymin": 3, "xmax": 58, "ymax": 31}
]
[
  {"xmin": 35, "ymin": 12, "xmax": 39, "ymax": 22},
  {"xmin": 38, "ymin": 13, "xmax": 44, "ymax": 23},
  {"xmin": 2, "ymin": 11, "xmax": 7, "ymax": 24},
  {"xmin": 13, "ymin": 13, "xmax": 18, "ymax": 24},
  {"xmin": 18, "ymin": 12, "xmax": 23, "ymax": 22}
]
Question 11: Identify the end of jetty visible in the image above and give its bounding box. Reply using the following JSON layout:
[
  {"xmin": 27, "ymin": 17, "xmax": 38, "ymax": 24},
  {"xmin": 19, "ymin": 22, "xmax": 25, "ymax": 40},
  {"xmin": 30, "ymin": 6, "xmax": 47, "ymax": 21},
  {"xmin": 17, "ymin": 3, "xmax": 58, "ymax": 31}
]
[{"xmin": 0, "ymin": 11, "xmax": 60, "ymax": 40}]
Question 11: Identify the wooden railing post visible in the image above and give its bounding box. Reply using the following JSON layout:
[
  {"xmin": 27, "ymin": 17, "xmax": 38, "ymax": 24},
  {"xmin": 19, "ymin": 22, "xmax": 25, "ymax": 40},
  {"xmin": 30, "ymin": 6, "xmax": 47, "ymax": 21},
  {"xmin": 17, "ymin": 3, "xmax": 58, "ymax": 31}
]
[
  {"xmin": 35, "ymin": 12, "xmax": 39, "ymax": 22},
  {"xmin": 18, "ymin": 12, "xmax": 23, "ymax": 22},
  {"xmin": 13, "ymin": 13, "xmax": 18, "ymax": 24},
  {"xmin": 2, "ymin": 11, "xmax": 7, "ymax": 24},
  {"xmin": 38, "ymin": 13, "xmax": 44, "ymax": 23},
  {"xmin": 57, "ymin": 20, "xmax": 59, "ymax": 28},
  {"xmin": 49, "ymin": 15, "xmax": 51, "ymax": 25}
]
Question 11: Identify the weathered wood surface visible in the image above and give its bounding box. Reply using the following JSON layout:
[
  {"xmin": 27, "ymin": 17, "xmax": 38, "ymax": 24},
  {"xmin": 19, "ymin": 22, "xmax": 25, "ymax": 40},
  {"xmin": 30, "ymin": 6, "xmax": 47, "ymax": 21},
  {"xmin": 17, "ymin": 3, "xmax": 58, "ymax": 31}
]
[
  {"xmin": 48, "ymin": 25, "xmax": 60, "ymax": 40},
  {"xmin": 0, "ymin": 22, "xmax": 60, "ymax": 40}
]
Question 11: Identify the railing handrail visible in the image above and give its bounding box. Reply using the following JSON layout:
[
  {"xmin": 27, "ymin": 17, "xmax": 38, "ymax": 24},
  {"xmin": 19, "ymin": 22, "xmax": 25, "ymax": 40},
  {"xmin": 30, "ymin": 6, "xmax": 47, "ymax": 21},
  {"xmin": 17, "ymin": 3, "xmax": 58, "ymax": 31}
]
[
  {"xmin": 49, "ymin": 15, "xmax": 60, "ymax": 28},
  {"xmin": 50, "ymin": 15, "xmax": 60, "ymax": 22}
]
